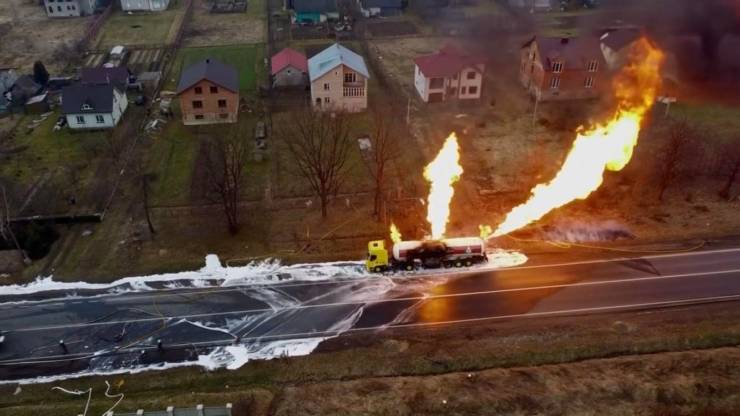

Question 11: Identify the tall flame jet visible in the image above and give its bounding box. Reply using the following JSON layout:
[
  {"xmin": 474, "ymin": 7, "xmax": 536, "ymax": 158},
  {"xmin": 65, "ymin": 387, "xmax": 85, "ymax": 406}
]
[
  {"xmin": 424, "ymin": 133, "xmax": 463, "ymax": 239},
  {"xmin": 490, "ymin": 38, "xmax": 665, "ymax": 238}
]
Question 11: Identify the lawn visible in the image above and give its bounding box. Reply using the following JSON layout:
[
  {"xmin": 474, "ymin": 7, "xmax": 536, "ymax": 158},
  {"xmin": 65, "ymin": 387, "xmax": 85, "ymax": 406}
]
[
  {"xmin": 169, "ymin": 44, "xmax": 266, "ymax": 92},
  {"xmin": 147, "ymin": 121, "xmax": 199, "ymax": 206},
  {"xmin": 669, "ymin": 103, "xmax": 740, "ymax": 138},
  {"xmin": 0, "ymin": 113, "xmax": 107, "ymax": 185},
  {"xmin": 95, "ymin": 1, "xmax": 184, "ymax": 48}
]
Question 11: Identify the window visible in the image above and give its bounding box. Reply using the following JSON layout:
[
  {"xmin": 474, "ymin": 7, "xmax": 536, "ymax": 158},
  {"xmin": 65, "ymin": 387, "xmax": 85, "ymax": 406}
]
[
  {"xmin": 81, "ymin": 104, "xmax": 92, "ymax": 110},
  {"xmin": 468, "ymin": 86, "xmax": 478, "ymax": 95},
  {"xmin": 57, "ymin": 6, "xmax": 62, "ymax": 11},
  {"xmin": 323, "ymin": 83, "xmax": 330, "ymax": 91},
  {"xmin": 550, "ymin": 76, "xmax": 560, "ymax": 89},
  {"xmin": 587, "ymin": 60, "xmax": 599, "ymax": 72},
  {"xmin": 210, "ymin": 86, "xmax": 218, "ymax": 94},
  {"xmin": 194, "ymin": 87, "xmax": 202, "ymax": 94},
  {"xmin": 48, "ymin": 6, "xmax": 53, "ymax": 12},
  {"xmin": 461, "ymin": 87, "xmax": 467, "ymax": 95},
  {"xmin": 369, "ymin": 254, "xmax": 377, "ymax": 261},
  {"xmin": 584, "ymin": 76, "xmax": 594, "ymax": 89},
  {"xmin": 194, "ymin": 114, "xmax": 204, "ymax": 120},
  {"xmin": 218, "ymin": 99, "xmax": 227, "ymax": 108},
  {"xmin": 95, "ymin": 115, "xmax": 105, "ymax": 124},
  {"xmin": 467, "ymin": 71, "xmax": 476, "ymax": 80},
  {"xmin": 219, "ymin": 113, "xmax": 229, "ymax": 119},
  {"xmin": 344, "ymin": 72, "xmax": 356, "ymax": 83},
  {"xmin": 192, "ymin": 100, "xmax": 203, "ymax": 109},
  {"xmin": 76, "ymin": 116, "xmax": 85, "ymax": 124},
  {"xmin": 429, "ymin": 78, "xmax": 444, "ymax": 89},
  {"xmin": 552, "ymin": 61, "xmax": 563, "ymax": 73},
  {"xmin": 324, "ymin": 97, "xmax": 330, "ymax": 103}
]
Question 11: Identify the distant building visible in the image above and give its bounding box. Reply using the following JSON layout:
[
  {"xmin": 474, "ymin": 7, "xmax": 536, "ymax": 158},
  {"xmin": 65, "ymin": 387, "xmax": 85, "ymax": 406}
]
[
  {"xmin": 43, "ymin": 0, "xmax": 96, "ymax": 17},
  {"xmin": 519, "ymin": 36, "xmax": 607, "ymax": 101},
  {"xmin": 176, "ymin": 58, "xmax": 239, "ymax": 125},
  {"xmin": 287, "ymin": 0, "xmax": 337, "ymax": 24},
  {"xmin": 120, "ymin": 0, "xmax": 171, "ymax": 12},
  {"xmin": 61, "ymin": 84, "xmax": 129, "ymax": 129},
  {"xmin": 360, "ymin": 0, "xmax": 403, "ymax": 16},
  {"xmin": 508, "ymin": 0, "xmax": 552, "ymax": 11},
  {"xmin": 308, "ymin": 43, "xmax": 369, "ymax": 113},
  {"xmin": 413, "ymin": 45, "xmax": 486, "ymax": 103},
  {"xmin": 271, "ymin": 48, "xmax": 308, "ymax": 88}
]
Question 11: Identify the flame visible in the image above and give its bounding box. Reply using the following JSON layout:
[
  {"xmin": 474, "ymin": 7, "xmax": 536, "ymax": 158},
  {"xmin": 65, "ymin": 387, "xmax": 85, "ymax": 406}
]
[
  {"xmin": 491, "ymin": 38, "xmax": 665, "ymax": 238},
  {"xmin": 390, "ymin": 223, "xmax": 402, "ymax": 243},
  {"xmin": 424, "ymin": 133, "xmax": 463, "ymax": 239}
]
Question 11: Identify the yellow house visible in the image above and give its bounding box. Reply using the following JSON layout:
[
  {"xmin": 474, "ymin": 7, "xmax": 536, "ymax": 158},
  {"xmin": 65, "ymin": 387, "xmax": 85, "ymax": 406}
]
[{"xmin": 308, "ymin": 43, "xmax": 370, "ymax": 113}]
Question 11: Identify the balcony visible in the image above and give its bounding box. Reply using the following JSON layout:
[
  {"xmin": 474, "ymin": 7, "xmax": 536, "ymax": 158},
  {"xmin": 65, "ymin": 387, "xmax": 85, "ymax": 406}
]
[{"xmin": 343, "ymin": 87, "xmax": 365, "ymax": 98}]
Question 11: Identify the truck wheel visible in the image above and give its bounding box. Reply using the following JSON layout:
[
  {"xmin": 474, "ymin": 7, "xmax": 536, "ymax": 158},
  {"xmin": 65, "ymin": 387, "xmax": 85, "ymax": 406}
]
[
  {"xmin": 455, "ymin": 261, "xmax": 463, "ymax": 268},
  {"xmin": 443, "ymin": 262, "xmax": 453, "ymax": 269},
  {"xmin": 464, "ymin": 260, "xmax": 473, "ymax": 267},
  {"xmin": 405, "ymin": 264, "xmax": 414, "ymax": 271},
  {"xmin": 373, "ymin": 266, "xmax": 383, "ymax": 273}
]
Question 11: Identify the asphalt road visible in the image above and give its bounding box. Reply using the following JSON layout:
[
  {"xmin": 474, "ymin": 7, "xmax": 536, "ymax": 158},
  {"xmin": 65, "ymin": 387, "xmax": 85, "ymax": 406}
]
[{"xmin": 1, "ymin": 246, "xmax": 740, "ymax": 382}]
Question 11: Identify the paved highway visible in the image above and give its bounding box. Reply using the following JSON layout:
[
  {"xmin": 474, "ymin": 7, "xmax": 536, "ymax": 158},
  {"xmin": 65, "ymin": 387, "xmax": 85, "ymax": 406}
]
[{"xmin": 1, "ymin": 246, "xmax": 740, "ymax": 382}]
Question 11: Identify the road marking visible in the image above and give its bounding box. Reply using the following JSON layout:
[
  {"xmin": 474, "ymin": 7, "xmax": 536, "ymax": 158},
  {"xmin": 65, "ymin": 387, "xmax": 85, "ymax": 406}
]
[
  {"xmin": 2, "ymin": 293, "xmax": 740, "ymax": 367},
  {"xmin": 5, "ymin": 268, "xmax": 740, "ymax": 334},
  {"xmin": 4, "ymin": 246, "xmax": 740, "ymax": 308}
]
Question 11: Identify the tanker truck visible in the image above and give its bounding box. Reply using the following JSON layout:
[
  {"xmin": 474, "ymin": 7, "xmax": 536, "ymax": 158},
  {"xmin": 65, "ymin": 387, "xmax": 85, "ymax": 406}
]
[{"xmin": 366, "ymin": 237, "xmax": 487, "ymax": 273}]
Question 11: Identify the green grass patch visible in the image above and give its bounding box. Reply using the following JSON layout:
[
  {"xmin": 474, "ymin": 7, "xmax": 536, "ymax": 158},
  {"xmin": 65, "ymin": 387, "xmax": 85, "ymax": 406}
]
[
  {"xmin": 670, "ymin": 103, "xmax": 740, "ymax": 138},
  {"xmin": 95, "ymin": 7, "xmax": 181, "ymax": 48},
  {"xmin": 169, "ymin": 44, "xmax": 266, "ymax": 92},
  {"xmin": 147, "ymin": 122, "xmax": 198, "ymax": 206},
  {"xmin": 0, "ymin": 113, "xmax": 107, "ymax": 186}
]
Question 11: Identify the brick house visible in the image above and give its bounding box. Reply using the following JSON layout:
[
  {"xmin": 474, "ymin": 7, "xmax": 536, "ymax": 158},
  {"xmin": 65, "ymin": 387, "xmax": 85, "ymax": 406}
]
[
  {"xmin": 271, "ymin": 48, "xmax": 308, "ymax": 88},
  {"xmin": 413, "ymin": 45, "xmax": 485, "ymax": 103},
  {"xmin": 519, "ymin": 36, "xmax": 607, "ymax": 101},
  {"xmin": 176, "ymin": 58, "xmax": 239, "ymax": 125},
  {"xmin": 308, "ymin": 43, "xmax": 369, "ymax": 113}
]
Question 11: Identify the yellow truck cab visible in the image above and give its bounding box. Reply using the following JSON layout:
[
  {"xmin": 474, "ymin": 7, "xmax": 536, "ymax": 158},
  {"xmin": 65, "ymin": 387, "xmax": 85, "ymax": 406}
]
[{"xmin": 366, "ymin": 240, "xmax": 390, "ymax": 273}]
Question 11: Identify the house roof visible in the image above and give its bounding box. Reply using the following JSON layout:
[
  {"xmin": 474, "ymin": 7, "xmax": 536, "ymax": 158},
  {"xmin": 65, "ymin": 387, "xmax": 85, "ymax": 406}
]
[
  {"xmin": 80, "ymin": 66, "xmax": 130, "ymax": 87},
  {"xmin": 361, "ymin": 0, "xmax": 402, "ymax": 8},
  {"xmin": 271, "ymin": 48, "xmax": 308, "ymax": 75},
  {"xmin": 11, "ymin": 75, "xmax": 41, "ymax": 97},
  {"xmin": 414, "ymin": 44, "xmax": 485, "ymax": 78},
  {"xmin": 524, "ymin": 36, "xmax": 605, "ymax": 71},
  {"xmin": 292, "ymin": 0, "xmax": 337, "ymax": 13},
  {"xmin": 600, "ymin": 28, "xmax": 642, "ymax": 51},
  {"xmin": 61, "ymin": 84, "xmax": 119, "ymax": 114},
  {"xmin": 308, "ymin": 43, "xmax": 370, "ymax": 82},
  {"xmin": 176, "ymin": 58, "xmax": 239, "ymax": 94}
]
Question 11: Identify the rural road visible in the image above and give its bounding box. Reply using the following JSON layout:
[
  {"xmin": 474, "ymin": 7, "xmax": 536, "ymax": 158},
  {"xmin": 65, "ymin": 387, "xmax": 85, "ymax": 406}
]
[{"xmin": 1, "ymin": 245, "xmax": 740, "ymax": 382}]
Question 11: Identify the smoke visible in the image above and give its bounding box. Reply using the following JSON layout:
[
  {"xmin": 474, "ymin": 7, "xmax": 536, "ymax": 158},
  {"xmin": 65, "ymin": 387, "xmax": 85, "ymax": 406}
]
[{"xmin": 540, "ymin": 219, "xmax": 635, "ymax": 243}]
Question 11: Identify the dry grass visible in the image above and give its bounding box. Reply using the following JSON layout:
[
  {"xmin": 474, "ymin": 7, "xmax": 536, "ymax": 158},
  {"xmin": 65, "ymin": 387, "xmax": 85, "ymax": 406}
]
[
  {"xmin": 184, "ymin": 0, "xmax": 266, "ymax": 46},
  {"xmin": 0, "ymin": 0, "xmax": 89, "ymax": 71}
]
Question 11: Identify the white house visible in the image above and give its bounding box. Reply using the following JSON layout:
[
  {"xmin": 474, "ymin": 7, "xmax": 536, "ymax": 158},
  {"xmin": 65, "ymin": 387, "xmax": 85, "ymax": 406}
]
[
  {"xmin": 413, "ymin": 45, "xmax": 485, "ymax": 103},
  {"xmin": 61, "ymin": 84, "xmax": 129, "ymax": 130},
  {"xmin": 308, "ymin": 43, "xmax": 370, "ymax": 113},
  {"xmin": 44, "ymin": 0, "xmax": 96, "ymax": 17},
  {"xmin": 120, "ymin": 0, "xmax": 171, "ymax": 12}
]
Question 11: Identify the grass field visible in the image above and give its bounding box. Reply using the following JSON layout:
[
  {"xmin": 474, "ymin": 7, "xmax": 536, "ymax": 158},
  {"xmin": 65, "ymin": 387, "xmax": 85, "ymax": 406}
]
[
  {"xmin": 169, "ymin": 44, "xmax": 266, "ymax": 92},
  {"xmin": 670, "ymin": 103, "xmax": 740, "ymax": 137},
  {"xmin": 95, "ymin": 3, "xmax": 184, "ymax": 49},
  {"xmin": 147, "ymin": 122, "xmax": 198, "ymax": 206}
]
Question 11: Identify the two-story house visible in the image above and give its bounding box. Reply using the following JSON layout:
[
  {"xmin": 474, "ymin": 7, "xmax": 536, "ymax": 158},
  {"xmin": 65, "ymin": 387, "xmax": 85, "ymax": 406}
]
[
  {"xmin": 43, "ymin": 0, "xmax": 96, "ymax": 17},
  {"xmin": 176, "ymin": 58, "xmax": 239, "ymax": 125},
  {"xmin": 61, "ymin": 84, "xmax": 129, "ymax": 129},
  {"xmin": 120, "ymin": 0, "xmax": 171, "ymax": 12},
  {"xmin": 520, "ymin": 36, "xmax": 607, "ymax": 101},
  {"xmin": 308, "ymin": 43, "xmax": 370, "ymax": 113},
  {"xmin": 413, "ymin": 45, "xmax": 486, "ymax": 103}
]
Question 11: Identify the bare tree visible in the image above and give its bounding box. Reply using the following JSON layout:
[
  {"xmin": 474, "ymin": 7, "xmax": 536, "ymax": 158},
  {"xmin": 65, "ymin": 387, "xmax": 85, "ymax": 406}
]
[
  {"xmin": 362, "ymin": 108, "xmax": 400, "ymax": 220},
  {"xmin": 656, "ymin": 119, "xmax": 698, "ymax": 202},
  {"xmin": 718, "ymin": 136, "xmax": 740, "ymax": 200},
  {"xmin": 205, "ymin": 130, "xmax": 249, "ymax": 234},
  {"xmin": 279, "ymin": 109, "xmax": 353, "ymax": 219}
]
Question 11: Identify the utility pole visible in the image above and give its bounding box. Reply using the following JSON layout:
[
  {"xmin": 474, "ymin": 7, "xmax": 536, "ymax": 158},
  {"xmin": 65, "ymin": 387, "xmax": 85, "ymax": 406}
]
[
  {"xmin": 1, "ymin": 186, "xmax": 30, "ymax": 265},
  {"xmin": 406, "ymin": 97, "xmax": 411, "ymax": 125}
]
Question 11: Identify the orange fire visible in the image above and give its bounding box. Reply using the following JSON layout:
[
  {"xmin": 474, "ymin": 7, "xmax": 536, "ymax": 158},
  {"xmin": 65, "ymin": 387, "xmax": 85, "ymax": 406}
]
[
  {"xmin": 490, "ymin": 38, "xmax": 665, "ymax": 238},
  {"xmin": 424, "ymin": 133, "xmax": 463, "ymax": 239}
]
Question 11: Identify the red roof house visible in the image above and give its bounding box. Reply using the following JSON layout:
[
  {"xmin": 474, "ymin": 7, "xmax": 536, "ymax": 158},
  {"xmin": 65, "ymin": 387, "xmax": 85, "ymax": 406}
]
[
  {"xmin": 271, "ymin": 48, "xmax": 309, "ymax": 88},
  {"xmin": 413, "ymin": 45, "xmax": 486, "ymax": 103}
]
